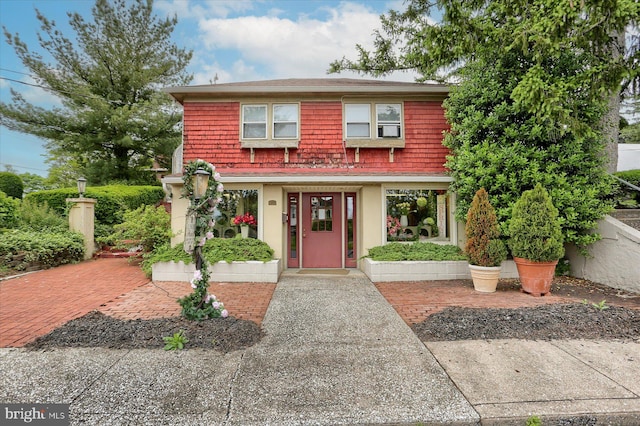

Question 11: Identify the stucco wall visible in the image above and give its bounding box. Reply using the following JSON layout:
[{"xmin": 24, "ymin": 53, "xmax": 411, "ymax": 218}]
[
  {"xmin": 566, "ymin": 215, "xmax": 640, "ymax": 293},
  {"xmin": 263, "ymin": 184, "xmax": 284, "ymax": 261},
  {"xmin": 360, "ymin": 185, "xmax": 384, "ymax": 260}
]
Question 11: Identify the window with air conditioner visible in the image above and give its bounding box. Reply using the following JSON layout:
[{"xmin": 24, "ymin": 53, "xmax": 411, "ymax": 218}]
[{"xmin": 376, "ymin": 104, "xmax": 401, "ymax": 138}]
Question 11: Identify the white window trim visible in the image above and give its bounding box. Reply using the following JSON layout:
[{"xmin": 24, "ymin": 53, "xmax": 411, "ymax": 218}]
[
  {"xmin": 343, "ymin": 101, "xmax": 405, "ymax": 148},
  {"xmin": 241, "ymin": 102, "xmax": 300, "ymax": 148}
]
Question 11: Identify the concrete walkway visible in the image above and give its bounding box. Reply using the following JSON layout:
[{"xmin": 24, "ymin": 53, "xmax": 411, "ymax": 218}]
[{"xmin": 1, "ymin": 268, "xmax": 639, "ymax": 424}]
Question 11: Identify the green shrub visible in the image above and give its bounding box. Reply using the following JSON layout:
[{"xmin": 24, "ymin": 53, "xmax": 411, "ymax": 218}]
[
  {"xmin": 141, "ymin": 238, "xmax": 275, "ymax": 278},
  {"xmin": 0, "ymin": 172, "xmax": 23, "ymax": 199},
  {"xmin": 141, "ymin": 243, "xmax": 192, "ymax": 276},
  {"xmin": 366, "ymin": 242, "xmax": 466, "ymax": 261},
  {"xmin": 465, "ymin": 188, "xmax": 507, "ymax": 267},
  {"xmin": 0, "ymin": 229, "xmax": 84, "ymax": 270},
  {"xmin": 508, "ymin": 184, "xmax": 565, "ymax": 262},
  {"xmin": 0, "ymin": 190, "xmax": 19, "ymax": 229},
  {"xmin": 203, "ymin": 237, "xmax": 274, "ymax": 264},
  {"xmin": 24, "ymin": 185, "xmax": 165, "ymax": 225},
  {"xmin": 613, "ymin": 169, "xmax": 640, "ymax": 208},
  {"xmin": 444, "ymin": 51, "xmax": 614, "ymax": 250},
  {"xmin": 17, "ymin": 198, "xmax": 67, "ymax": 232},
  {"xmin": 107, "ymin": 205, "xmax": 172, "ymax": 252}
]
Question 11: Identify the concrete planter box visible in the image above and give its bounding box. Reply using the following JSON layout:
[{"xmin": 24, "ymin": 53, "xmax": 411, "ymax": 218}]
[
  {"xmin": 152, "ymin": 259, "xmax": 282, "ymax": 283},
  {"xmin": 362, "ymin": 258, "xmax": 518, "ymax": 282}
]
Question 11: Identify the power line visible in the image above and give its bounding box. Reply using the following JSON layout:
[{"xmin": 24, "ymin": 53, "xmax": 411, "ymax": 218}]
[{"xmin": 0, "ymin": 163, "xmax": 48, "ymax": 172}]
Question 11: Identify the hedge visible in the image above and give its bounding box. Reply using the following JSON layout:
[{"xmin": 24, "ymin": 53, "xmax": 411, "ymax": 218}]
[
  {"xmin": 0, "ymin": 190, "xmax": 19, "ymax": 229},
  {"xmin": 24, "ymin": 185, "xmax": 166, "ymax": 225},
  {"xmin": 0, "ymin": 229, "xmax": 84, "ymax": 271}
]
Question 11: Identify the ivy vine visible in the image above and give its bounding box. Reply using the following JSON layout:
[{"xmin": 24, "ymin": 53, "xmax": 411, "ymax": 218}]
[{"xmin": 178, "ymin": 159, "xmax": 228, "ymax": 321}]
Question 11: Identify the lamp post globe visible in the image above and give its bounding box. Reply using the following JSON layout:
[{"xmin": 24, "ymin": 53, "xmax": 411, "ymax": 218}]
[
  {"xmin": 77, "ymin": 177, "xmax": 87, "ymax": 198},
  {"xmin": 192, "ymin": 169, "xmax": 210, "ymax": 200}
]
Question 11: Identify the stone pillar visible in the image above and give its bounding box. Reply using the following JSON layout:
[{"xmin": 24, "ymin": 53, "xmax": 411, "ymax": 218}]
[
  {"xmin": 66, "ymin": 198, "xmax": 96, "ymax": 260},
  {"xmin": 436, "ymin": 194, "xmax": 447, "ymax": 239}
]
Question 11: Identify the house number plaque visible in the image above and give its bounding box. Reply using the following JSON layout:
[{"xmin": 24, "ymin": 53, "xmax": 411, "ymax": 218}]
[{"xmin": 184, "ymin": 211, "xmax": 196, "ymax": 253}]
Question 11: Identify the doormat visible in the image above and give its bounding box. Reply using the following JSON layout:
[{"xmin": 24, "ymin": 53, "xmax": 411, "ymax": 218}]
[{"xmin": 297, "ymin": 269, "xmax": 349, "ymax": 275}]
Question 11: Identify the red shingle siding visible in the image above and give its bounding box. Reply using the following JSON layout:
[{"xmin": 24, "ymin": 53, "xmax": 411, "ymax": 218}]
[{"xmin": 182, "ymin": 100, "xmax": 449, "ymax": 174}]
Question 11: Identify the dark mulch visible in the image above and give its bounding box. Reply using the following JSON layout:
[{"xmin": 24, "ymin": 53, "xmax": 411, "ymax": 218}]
[
  {"xmin": 413, "ymin": 303, "xmax": 640, "ymax": 342},
  {"xmin": 26, "ymin": 311, "xmax": 264, "ymax": 353}
]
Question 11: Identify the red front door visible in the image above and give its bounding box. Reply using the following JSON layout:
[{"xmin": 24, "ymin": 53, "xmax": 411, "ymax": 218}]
[{"xmin": 302, "ymin": 193, "xmax": 342, "ymax": 268}]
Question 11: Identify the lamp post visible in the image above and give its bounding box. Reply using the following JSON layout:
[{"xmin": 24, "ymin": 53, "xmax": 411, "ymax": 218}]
[
  {"xmin": 77, "ymin": 177, "xmax": 87, "ymax": 198},
  {"xmin": 191, "ymin": 168, "xmax": 210, "ymax": 270}
]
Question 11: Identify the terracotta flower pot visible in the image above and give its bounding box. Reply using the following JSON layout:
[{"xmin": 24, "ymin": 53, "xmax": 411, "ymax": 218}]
[
  {"xmin": 469, "ymin": 264, "xmax": 501, "ymax": 293},
  {"xmin": 513, "ymin": 257, "xmax": 558, "ymax": 297}
]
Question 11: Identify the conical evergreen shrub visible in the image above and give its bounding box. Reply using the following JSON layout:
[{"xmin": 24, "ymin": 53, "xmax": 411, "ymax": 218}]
[
  {"xmin": 465, "ymin": 188, "xmax": 507, "ymax": 267},
  {"xmin": 508, "ymin": 184, "xmax": 565, "ymax": 262}
]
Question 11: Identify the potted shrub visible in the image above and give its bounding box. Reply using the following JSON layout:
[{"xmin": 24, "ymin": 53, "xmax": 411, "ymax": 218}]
[
  {"xmin": 465, "ymin": 188, "xmax": 507, "ymax": 292},
  {"xmin": 508, "ymin": 184, "xmax": 565, "ymax": 296}
]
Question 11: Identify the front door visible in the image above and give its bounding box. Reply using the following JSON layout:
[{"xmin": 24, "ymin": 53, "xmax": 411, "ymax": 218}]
[{"xmin": 302, "ymin": 193, "xmax": 342, "ymax": 268}]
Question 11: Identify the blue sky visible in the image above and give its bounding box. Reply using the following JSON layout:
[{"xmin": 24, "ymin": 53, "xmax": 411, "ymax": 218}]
[{"xmin": 0, "ymin": 0, "xmax": 418, "ymax": 176}]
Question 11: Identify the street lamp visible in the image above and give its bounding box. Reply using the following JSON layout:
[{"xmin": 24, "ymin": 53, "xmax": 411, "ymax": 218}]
[
  {"xmin": 192, "ymin": 169, "xmax": 210, "ymax": 200},
  {"xmin": 77, "ymin": 177, "xmax": 87, "ymax": 198}
]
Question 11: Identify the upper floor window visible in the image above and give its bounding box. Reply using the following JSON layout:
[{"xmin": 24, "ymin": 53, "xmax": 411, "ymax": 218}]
[
  {"xmin": 376, "ymin": 104, "xmax": 402, "ymax": 138},
  {"xmin": 241, "ymin": 103, "xmax": 299, "ymax": 140},
  {"xmin": 242, "ymin": 105, "xmax": 267, "ymax": 139},
  {"xmin": 345, "ymin": 104, "xmax": 371, "ymax": 138},
  {"xmin": 344, "ymin": 102, "xmax": 403, "ymax": 141}
]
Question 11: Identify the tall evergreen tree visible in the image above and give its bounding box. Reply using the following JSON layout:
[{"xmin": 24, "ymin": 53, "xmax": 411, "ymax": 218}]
[
  {"xmin": 330, "ymin": 0, "xmax": 639, "ymax": 172},
  {"xmin": 1, "ymin": 0, "xmax": 192, "ymax": 184},
  {"xmin": 330, "ymin": 0, "xmax": 638, "ymax": 249}
]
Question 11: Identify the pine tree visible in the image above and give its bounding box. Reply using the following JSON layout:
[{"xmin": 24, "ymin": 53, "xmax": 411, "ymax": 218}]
[{"xmin": 1, "ymin": 0, "xmax": 193, "ymax": 184}]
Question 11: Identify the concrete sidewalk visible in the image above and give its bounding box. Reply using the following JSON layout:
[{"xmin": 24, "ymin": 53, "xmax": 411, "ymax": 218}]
[{"xmin": 1, "ymin": 272, "xmax": 639, "ymax": 425}]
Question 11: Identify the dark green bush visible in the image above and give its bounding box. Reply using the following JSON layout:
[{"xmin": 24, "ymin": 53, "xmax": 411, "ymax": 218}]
[
  {"xmin": 366, "ymin": 242, "xmax": 466, "ymax": 261},
  {"xmin": 0, "ymin": 191, "xmax": 19, "ymax": 229},
  {"xmin": 0, "ymin": 172, "xmax": 23, "ymax": 199},
  {"xmin": 508, "ymin": 184, "xmax": 565, "ymax": 262},
  {"xmin": 613, "ymin": 169, "xmax": 640, "ymax": 208},
  {"xmin": 0, "ymin": 229, "xmax": 84, "ymax": 270},
  {"xmin": 24, "ymin": 185, "xmax": 166, "ymax": 225}
]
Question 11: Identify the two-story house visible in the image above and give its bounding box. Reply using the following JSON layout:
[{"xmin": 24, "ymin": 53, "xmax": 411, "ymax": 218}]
[{"xmin": 162, "ymin": 78, "xmax": 457, "ymax": 270}]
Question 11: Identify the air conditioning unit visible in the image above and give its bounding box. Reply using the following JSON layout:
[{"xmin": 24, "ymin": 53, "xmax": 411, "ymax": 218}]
[{"xmin": 381, "ymin": 125, "xmax": 401, "ymax": 138}]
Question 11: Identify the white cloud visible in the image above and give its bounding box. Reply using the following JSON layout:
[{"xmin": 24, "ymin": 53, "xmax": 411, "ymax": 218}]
[
  {"xmin": 195, "ymin": 2, "xmax": 418, "ymax": 82},
  {"xmin": 156, "ymin": 0, "xmax": 254, "ymax": 20}
]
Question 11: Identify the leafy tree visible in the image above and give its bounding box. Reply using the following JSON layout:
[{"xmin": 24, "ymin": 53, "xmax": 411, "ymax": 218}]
[
  {"xmin": 0, "ymin": 172, "xmax": 23, "ymax": 199},
  {"xmin": 620, "ymin": 121, "xmax": 640, "ymax": 144},
  {"xmin": 19, "ymin": 172, "xmax": 52, "ymax": 194},
  {"xmin": 1, "ymin": 0, "xmax": 192, "ymax": 185},
  {"xmin": 330, "ymin": 0, "xmax": 638, "ymax": 171},
  {"xmin": 330, "ymin": 0, "xmax": 637, "ymax": 249}
]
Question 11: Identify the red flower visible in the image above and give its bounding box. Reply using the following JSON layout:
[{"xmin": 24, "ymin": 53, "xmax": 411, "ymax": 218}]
[{"xmin": 233, "ymin": 213, "xmax": 257, "ymax": 226}]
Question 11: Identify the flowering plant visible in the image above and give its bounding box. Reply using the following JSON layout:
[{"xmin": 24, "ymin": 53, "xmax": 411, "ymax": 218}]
[
  {"xmin": 233, "ymin": 212, "xmax": 257, "ymax": 226},
  {"xmin": 396, "ymin": 202, "xmax": 411, "ymax": 215},
  {"xmin": 387, "ymin": 215, "xmax": 402, "ymax": 236},
  {"xmin": 179, "ymin": 267, "xmax": 229, "ymax": 320}
]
